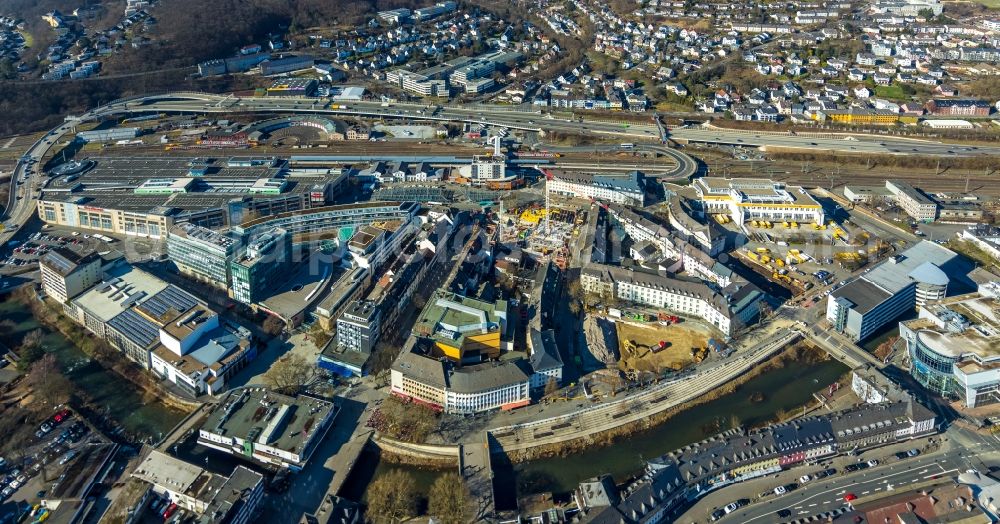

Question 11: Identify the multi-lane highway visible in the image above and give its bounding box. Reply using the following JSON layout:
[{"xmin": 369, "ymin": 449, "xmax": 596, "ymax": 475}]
[
  {"xmin": 1, "ymin": 120, "xmax": 76, "ymax": 244},
  {"xmin": 0, "ymin": 91, "xmax": 693, "ymax": 247},
  {"xmin": 126, "ymin": 94, "xmax": 664, "ymax": 138},
  {"xmin": 670, "ymin": 125, "xmax": 1000, "ymax": 157},
  {"xmin": 1, "ymin": 89, "xmax": 991, "ymax": 251}
]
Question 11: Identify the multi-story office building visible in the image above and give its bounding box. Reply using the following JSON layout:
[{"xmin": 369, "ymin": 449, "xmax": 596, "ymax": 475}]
[
  {"xmin": 336, "ymin": 300, "xmax": 380, "ymax": 355},
  {"xmin": 901, "ymin": 293, "xmax": 1000, "ymax": 408},
  {"xmin": 346, "ymin": 220, "xmax": 417, "ymax": 271},
  {"xmin": 528, "ymin": 328, "xmax": 563, "ymax": 389},
  {"xmin": 230, "ymin": 201, "xmax": 420, "ymax": 239},
  {"xmin": 827, "ymin": 241, "xmax": 958, "ymax": 342},
  {"xmin": 230, "ymin": 227, "xmax": 293, "ymax": 304},
  {"xmin": 39, "ymin": 248, "xmax": 102, "ymax": 303},
  {"xmin": 390, "ymin": 350, "xmax": 533, "ymax": 413},
  {"xmin": 69, "ymin": 264, "xmax": 254, "ymax": 393},
  {"xmin": 167, "ymin": 222, "xmax": 240, "ymax": 289},
  {"xmin": 580, "ymin": 264, "xmax": 762, "ymax": 337},
  {"xmin": 547, "ymin": 171, "xmax": 647, "ymax": 206},
  {"xmin": 664, "ymin": 191, "xmax": 727, "ymax": 256},
  {"xmin": 197, "ymin": 387, "xmax": 338, "ymax": 471},
  {"xmin": 606, "ymin": 204, "xmax": 733, "ymax": 287},
  {"xmin": 885, "ymin": 180, "xmax": 938, "ymax": 222},
  {"xmin": 693, "ymin": 177, "xmax": 825, "ymax": 225}
]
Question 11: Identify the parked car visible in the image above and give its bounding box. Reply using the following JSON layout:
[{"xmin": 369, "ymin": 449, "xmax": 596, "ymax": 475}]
[
  {"xmin": 58, "ymin": 451, "xmax": 76, "ymax": 466},
  {"xmin": 774, "ymin": 486, "xmax": 787, "ymax": 496},
  {"xmin": 799, "ymin": 474, "xmax": 811, "ymax": 484},
  {"xmin": 906, "ymin": 449, "xmax": 920, "ymax": 457},
  {"xmin": 867, "ymin": 459, "xmax": 879, "ymax": 467},
  {"xmin": 52, "ymin": 409, "xmax": 70, "ymax": 424},
  {"xmin": 710, "ymin": 508, "xmax": 726, "ymax": 521}
]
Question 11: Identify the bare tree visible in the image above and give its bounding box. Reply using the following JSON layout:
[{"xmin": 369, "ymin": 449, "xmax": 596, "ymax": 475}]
[
  {"xmin": 428, "ymin": 472, "xmax": 470, "ymax": 524},
  {"xmin": 27, "ymin": 354, "xmax": 73, "ymax": 408},
  {"xmin": 17, "ymin": 329, "xmax": 45, "ymax": 370},
  {"xmin": 543, "ymin": 376, "xmax": 559, "ymax": 397},
  {"xmin": 261, "ymin": 315, "xmax": 285, "ymax": 337},
  {"xmin": 263, "ymin": 353, "xmax": 314, "ymax": 395},
  {"xmin": 366, "ymin": 469, "xmax": 417, "ymax": 523}
]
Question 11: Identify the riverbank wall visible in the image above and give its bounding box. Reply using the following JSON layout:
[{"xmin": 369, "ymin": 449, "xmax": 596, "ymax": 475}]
[
  {"xmin": 492, "ymin": 333, "xmax": 824, "ymax": 463},
  {"xmin": 20, "ymin": 290, "xmax": 201, "ymax": 413},
  {"xmin": 371, "ymin": 433, "xmax": 460, "ymax": 468}
]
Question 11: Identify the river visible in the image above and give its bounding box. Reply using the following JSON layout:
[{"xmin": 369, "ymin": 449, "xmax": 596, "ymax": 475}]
[
  {"xmin": 343, "ymin": 358, "xmax": 847, "ymax": 509},
  {"xmin": 0, "ymin": 293, "xmax": 186, "ymax": 440}
]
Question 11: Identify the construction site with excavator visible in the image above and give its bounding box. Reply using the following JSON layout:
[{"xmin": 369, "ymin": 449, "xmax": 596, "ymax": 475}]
[{"xmin": 730, "ymin": 216, "xmax": 901, "ymax": 298}]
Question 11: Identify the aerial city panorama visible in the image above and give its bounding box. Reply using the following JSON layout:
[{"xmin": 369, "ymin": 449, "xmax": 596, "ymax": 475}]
[{"xmin": 0, "ymin": 0, "xmax": 999, "ymax": 522}]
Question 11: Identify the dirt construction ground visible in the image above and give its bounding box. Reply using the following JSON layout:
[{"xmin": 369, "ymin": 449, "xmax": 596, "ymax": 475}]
[{"xmin": 616, "ymin": 321, "xmax": 711, "ymax": 373}]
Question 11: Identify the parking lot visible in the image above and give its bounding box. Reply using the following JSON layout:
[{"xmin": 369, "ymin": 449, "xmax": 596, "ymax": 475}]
[
  {"xmin": 0, "ymin": 407, "xmax": 99, "ymax": 507},
  {"xmin": 1, "ymin": 228, "xmax": 122, "ymax": 274}
]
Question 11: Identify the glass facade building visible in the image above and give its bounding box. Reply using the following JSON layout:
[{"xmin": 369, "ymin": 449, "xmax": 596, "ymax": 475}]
[
  {"xmin": 230, "ymin": 227, "xmax": 293, "ymax": 304},
  {"xmin": 166, "ymin": 222, "xmax": 240, "ymax": 288}
]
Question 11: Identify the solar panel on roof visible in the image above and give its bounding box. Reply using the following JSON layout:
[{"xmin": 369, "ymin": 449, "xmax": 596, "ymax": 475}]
[
  {"xmin": 141, "ymin": 285, "xmax": 199, "ymax": 317},
  {"xmin": 108, "ymin": 309, "xmax": 160, "ymax": 346}
]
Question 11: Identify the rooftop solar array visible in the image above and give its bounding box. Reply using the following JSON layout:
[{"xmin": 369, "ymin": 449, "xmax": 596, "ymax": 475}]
[
  {"xmin": 40, "ymin": 249, "xmax": 83, "ymax": 275},
  {"xmin": 108, "ymin": 309, "xmax": 161, "ymax": 347},
  {"xmin": 140, "ymin": 285, "xmax": 199, "ymax": 319}
]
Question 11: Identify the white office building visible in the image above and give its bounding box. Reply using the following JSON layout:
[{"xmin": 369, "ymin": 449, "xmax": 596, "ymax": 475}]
[
  {"xmin": 693, "ymin": 177, "xmax": 825, "ymax": 225},
  {"xmin": 547, "ymin": 171, "xmax": 647, "ymax": 206}
]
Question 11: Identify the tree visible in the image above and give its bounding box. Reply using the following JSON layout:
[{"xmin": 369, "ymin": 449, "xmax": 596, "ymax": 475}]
[
  {"xmin": 366, "ymin": 469, "xmax": 417, "ymax": 524},
  {"xmin": 306, "ymin": 323, "xmax": 331, "ymax": 348},
  {"xmin": 17, "ymin": 329, "xmax": 45, "ymax": 370},
  {"xmin": 26, "ymin": 354, "xmax": 72, "ymax": 408},
  {"xmin": 370, "ymin": 342, "xmax": 399, "ymax": 389},
  {"xmin": 568, "ymin": 300, "xmax": 582, "ymax": 316},
  {"xmin": 263, "ymin": 353, "xmax": 314, "ymax": 394},
  {"xmin": 428, "ymin": 472, "xmax": 470, "ymax": 524},
  {"xmin": 566, "ymin": 280, "xmax": 583, "ymax": 301},
  {"xmin": 543, "ymin": 376, "xmax": 559, "ymax": 397},
  {"xmin": 261, "ymin": 315, "xmax": 284, "ymax": 337}
]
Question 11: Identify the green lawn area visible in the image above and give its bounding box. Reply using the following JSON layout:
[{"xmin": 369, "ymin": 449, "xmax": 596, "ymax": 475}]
[
  {"xmin": 875, "ymin": 85, "xmax": 906, "ymax": 100},
  {"xmin": 971, "ymin": 0, "xmax": 1000, "ymax": 8}
]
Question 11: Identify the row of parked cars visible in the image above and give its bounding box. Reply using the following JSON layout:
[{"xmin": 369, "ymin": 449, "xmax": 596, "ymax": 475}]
[
  {"xmin": 150, "ymin": 496, "xmax": 180, "ymax": 520},
  {"xmin": 0, "ymin": 410, "xmax": 86, "ymax": 502},
  {"xmin": 712, "ymin": 449, "xmax": 924, "ymax": 521}
]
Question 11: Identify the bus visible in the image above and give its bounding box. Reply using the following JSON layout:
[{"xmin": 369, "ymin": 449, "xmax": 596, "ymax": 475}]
[{"xmin": 620, "ymin": 143, "xmax": 635, "ymax": 150}]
